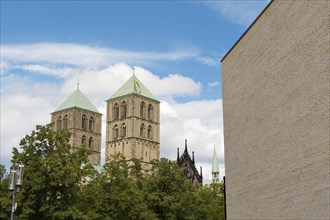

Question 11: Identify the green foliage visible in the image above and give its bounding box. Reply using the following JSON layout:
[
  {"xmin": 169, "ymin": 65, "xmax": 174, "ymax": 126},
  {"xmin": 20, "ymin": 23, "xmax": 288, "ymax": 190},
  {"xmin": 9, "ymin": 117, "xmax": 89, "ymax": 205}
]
[
  {"xmin": 0, "ymin": 124, "xmax": 225, "ymax": 219},
  {"xmin": 10, "ymin": 124, "xmax": 93, "ymax": 220},
  {"xmin": 144, "ymin": 158, "xmax": 197, "ymax": 220},
  {"xmin": 195, "ymin": 183, "xmax": 225, "ymax": 220},
  {"xmin": 0, "ymin": 176, "xmax": 11, "ymax": 219}
]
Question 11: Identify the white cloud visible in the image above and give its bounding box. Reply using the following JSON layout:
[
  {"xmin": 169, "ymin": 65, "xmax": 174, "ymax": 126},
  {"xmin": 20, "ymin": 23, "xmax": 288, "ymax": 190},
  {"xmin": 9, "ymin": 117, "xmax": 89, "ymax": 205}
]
[
  {"xmin": 195, "ymin": 56, "xmax": 219, "ymax": 67},
  {"xmin": 160, "ymin": 99, "xmax": 225, "ymax": 180},
  {"xmin": 0, "ymin": 62, "xmax": 224, "ymax": 181},
  {"xmin": 1, "ymin": 43, "xmax": 201, "ymax": 71},
  {"xmin": 208, "ymin": 81, "xmax": 220, "ymax": 88},
  {"xmin": 203, "ymin": 1, "xmax": 269, "ymax": 26}
]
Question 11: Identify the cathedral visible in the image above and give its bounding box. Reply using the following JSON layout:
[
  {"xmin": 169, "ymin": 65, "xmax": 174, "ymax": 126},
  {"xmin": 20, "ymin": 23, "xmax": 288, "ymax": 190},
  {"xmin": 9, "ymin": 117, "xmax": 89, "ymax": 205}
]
[
  {"xmin": 177, "ymin": 139, "xmax": 203, "ymax": 188},
  {"xmin": 51, "ymin": 73, "xmax": 160, "ymax": 170},
  {"xmin": 51, "ymin": 73, "xmax": 210, "ymax": 182}
]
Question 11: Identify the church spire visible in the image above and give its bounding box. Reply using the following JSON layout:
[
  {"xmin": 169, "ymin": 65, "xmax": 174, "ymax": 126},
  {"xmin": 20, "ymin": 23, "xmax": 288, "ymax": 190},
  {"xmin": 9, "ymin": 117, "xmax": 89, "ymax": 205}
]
[{"xmin": 212, "ymin": 145, "xmax": 220, "ymax": 183}]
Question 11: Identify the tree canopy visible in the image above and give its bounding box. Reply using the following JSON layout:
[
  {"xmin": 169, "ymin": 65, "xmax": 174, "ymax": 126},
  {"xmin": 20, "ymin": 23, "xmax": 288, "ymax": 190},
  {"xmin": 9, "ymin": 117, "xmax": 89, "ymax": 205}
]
[{"xmin": 0, "ymin": 124, "xmax": 225, "ymax": 220}]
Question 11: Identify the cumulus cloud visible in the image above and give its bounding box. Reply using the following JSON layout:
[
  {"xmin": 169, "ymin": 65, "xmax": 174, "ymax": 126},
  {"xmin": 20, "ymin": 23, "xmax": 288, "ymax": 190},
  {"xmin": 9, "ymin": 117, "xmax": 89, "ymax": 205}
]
[
  {"xmin": 1, "ymin": 60, "xmax": 224, "ymax": 180},
  {"xmin": 202, "ymin": 1, "xmax": 269, "ymax": 26}
]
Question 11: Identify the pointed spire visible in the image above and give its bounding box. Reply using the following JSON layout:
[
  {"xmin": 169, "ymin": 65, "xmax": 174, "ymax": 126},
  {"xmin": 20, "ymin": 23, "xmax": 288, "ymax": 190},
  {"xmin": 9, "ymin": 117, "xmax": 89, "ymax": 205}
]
[
  {"xmin": 192, "ymin": 151, "xmax": 195, "ymax": 164},
  {"xmin": 200, "ymin": 166, "xmax": 203, "ymax": 178},
  {"xmin": 185, "ymin": 139, "xmax": 187, "ymax": 152},
  {"xmin": 212, "ymin": 144, "xmax": 220, "ymax": 183},
  {"xmin": 177, "ymin": 147, "xmax": 180, "ymax": 161}
]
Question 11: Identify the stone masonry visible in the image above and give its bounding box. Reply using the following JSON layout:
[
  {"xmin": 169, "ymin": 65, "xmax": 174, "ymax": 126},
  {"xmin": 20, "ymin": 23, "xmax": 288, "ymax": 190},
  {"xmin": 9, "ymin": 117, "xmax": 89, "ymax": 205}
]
[{"xmin": 221, "ymin": 1, "xmax": 329, "ymax": 219}]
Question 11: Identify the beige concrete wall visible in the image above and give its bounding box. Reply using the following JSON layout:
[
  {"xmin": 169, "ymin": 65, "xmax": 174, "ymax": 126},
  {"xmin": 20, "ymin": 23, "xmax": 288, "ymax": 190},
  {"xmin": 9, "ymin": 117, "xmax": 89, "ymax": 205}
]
[
  {"xmin": 221, "ymin": 1, "xmax": 330, "ymax": 219},
  {"xmin": 51, "ymin": 108, "xmax": 102, "ymax": 165},
  {"xmin": 106, "ymin": 95, "xmax": 160, "ymax": 166}
]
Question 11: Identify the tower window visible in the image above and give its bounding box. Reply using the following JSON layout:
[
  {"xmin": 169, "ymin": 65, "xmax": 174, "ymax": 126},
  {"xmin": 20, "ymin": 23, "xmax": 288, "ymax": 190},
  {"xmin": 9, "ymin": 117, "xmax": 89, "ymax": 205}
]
[
  {"xmin": 82, "ymin": 114, "xmax": 88, "ymax": 131},
  {"xmin": 63, "ymin": 115, "xmax": 68, "ymax": 130},
  {"xmin": 89, "ymin": 117, "xmax": 94, "ymax": 131},
  {"xmin": 140, "ymin": 102, "xmax": 146, "ymax": 118},
  {"xmin": 121, "ymin": 123, "xmax": 126, "ymax": 137},
  {"xmin": 57, "ymin": 116, "xmax": 62, "ymax": 131},
  {"xmin": 88, "ymin": 137, "xmax": 93, "ymax": 148},
  {"xmin": 113, "ymin": 103, "xmax": 119, "ymax": 120},
  {"xmin": 148, "ymin": 104, "xmax": 153, "ymax": 120},
  {"xmin": 121, "ymin": 101, "xmax": 127, "ymax": 119},
  {"xmin": 147, "ymin": 125, "xmax": 153, "ymax": 140},
  {"xmin": 81, "ymin": 135, "xmax": 86, "ymax": 146},
  {"xmin": 140, "ymin": 123, "xmax": 145, "ymax": 137},
  {"xmin": 113, "ymin": 124, "xmax": 119, "ymax": 139}
]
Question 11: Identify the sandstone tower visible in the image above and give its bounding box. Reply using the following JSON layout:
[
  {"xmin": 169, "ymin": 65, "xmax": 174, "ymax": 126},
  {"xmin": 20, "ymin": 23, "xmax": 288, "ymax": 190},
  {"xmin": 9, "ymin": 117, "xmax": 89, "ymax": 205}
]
[
  {"xmin": 51, "ymin": 87, "xmax": 102, "ymax": 165},
  {"xmin": 105, "ymin": 74, "xmax": 160, "ymax": 170}
]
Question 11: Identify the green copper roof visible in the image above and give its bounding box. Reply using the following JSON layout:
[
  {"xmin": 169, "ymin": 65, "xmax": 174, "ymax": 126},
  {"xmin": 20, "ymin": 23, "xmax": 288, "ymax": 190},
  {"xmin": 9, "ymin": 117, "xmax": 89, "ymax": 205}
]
[
  {"xmin": 53, "ymin": 88, "xmax": 100, "ymax": 114},
  {"xmin": 212, "ymin": 146, "xmax": 219, "ymax": 173},
  {"xmin": 110, "ymin": 75, "xmax": 158, "ymax": 101}
]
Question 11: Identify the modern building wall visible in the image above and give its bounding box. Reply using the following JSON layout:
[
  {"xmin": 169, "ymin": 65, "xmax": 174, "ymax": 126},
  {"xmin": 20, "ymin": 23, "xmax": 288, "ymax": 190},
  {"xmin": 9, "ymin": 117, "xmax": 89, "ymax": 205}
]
[{"xmin": 221, "ymin": 1, "xmax": 329, "ymax": 219}]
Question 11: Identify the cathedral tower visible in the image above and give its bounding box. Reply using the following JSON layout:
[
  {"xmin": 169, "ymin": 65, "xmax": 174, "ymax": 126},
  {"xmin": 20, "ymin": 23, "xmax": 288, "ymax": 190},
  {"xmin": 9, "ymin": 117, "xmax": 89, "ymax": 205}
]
[
  {"xmin": 105, "ymin": 74, "xmax": 160, "ymax": 170},
  {"xmin": 51, "ymin": 88, "xmax": 102, "ymax": 165}
]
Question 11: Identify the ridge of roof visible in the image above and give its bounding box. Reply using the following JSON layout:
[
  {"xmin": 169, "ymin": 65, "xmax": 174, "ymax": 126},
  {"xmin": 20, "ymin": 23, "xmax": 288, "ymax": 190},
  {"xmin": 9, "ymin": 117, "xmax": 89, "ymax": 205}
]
[
  {"xmin": 53, "ymin": 88, "xmax": 100, "ymax": 114},
  {"xmin": 109, "ymin": 75, "xmax": 158, "ymax": 101}
]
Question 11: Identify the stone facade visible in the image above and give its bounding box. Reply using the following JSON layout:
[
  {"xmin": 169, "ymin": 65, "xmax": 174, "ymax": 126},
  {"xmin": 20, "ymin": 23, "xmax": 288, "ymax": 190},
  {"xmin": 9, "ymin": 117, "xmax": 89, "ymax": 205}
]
[
  {"xmin": 221, "ymin": 1, "xmax": 330, "ymax": 219},
  {"xmin": 106, "ymin": 94, "xmax": 160, "ymax": 170},
  {"xmin": 177, "ymin": 140, "xmax": 203, "ymax": 188},
  {"xmin": 51, "ymin": 108, "xmax": 102, "ymax": 165}
]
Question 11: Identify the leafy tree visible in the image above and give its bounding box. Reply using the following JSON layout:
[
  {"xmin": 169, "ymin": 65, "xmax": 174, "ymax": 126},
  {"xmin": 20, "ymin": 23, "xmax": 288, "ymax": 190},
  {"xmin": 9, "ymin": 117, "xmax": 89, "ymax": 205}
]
[
  {"xmin": 195, "ymin": 182, "xmax": 225, "ymax": 220},
  {"xmin": 0, "ymin": 165, "xmax": 5, "ymax": 182},
  {"xmin": 78, "ymin": 154, "xmax": 156, "ymax": 220},
  {"xmin": 11, "ymin": 124, "xmax": 94, "ymax": 220},
  {"xmin": 0, "ymin": 165, "xmax": 11, "ymax": 220},
  {"xmin": 143, "ymin": 158, "xmax": 197, "ymax": 220}
]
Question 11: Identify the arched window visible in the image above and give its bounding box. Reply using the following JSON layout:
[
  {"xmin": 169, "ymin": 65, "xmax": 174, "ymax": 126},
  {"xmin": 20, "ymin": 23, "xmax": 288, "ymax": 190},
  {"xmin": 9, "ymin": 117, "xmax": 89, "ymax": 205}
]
[
  {"xmin": 89, "ymin": 117, "xmax": 94, "ymax": 131},
  {"xmin": 121, "ymin": 123, "xmax": 126, "ymax": 137},
  {"xmin": 140, "ymin": 123, "xmax": 145, "ymax": 137},
  {"xmin": 82, "ymin": 114, "xmax": 88, "ymax": 131},
  {"xmin": 63, "ymin": 115, "xmax": 68, "ymax": 130},
  {"xmin": 121, "ymin": 101, "xmax": 127, "ymax": 119},
  {"xmin": 140, "ymin": 102, "xmax": 146, "ymax": 118},
  {"xmin": 113, "ymin": 124, "xmax": 119, "ymax": 139},
  {"xmin": 81, "ymin": 135, "xmax": 86, "ymax": 146},
  {"xmin": 57, "ymin": 116, "xmax": 62, "ymax": 131},
  {"xmin": 148, "ymin": 104, "xmax": 153, "ymax": 120},
  {"xmin": 113, "ymin": 103, "xmax": 119, "ymax": 120},
  {"xmin": 147, "ymin": 125, "xmax": 153, "ymax": 139},
  {"xmin": 88, "ymin": 137, "xmax": 93, "ymax": 148}
]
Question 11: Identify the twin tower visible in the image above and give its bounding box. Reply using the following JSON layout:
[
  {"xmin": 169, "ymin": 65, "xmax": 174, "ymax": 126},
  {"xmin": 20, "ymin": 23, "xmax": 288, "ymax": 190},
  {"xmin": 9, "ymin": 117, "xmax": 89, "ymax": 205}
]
[{"xmin": 51, "ymin": 74, "xmax": 160, "ymax": 168}]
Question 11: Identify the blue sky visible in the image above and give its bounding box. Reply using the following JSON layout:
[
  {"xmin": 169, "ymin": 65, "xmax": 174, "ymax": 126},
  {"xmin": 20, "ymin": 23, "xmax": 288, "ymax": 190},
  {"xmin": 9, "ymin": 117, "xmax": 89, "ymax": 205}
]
[{"xmin": 1, "ymin": 1, "xmax": 268, "ymax": 180}]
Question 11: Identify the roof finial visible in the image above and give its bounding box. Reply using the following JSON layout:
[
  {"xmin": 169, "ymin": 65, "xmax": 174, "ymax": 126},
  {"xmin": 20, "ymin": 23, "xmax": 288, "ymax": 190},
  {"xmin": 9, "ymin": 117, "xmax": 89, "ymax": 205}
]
[
  {"xmin": 177, "ymin": 147, "xmax": 180, "ymax": 162},
  {"xmin": 185, "ymin": 139, "xmax": 187, "ymax": 151},
  {"xmin": 77, "ymin": 72, "xmax": 80, "ymax": 90},
  {"xmin": 132, "ymin": 58, "xmax": 136, "ymax": 76}
]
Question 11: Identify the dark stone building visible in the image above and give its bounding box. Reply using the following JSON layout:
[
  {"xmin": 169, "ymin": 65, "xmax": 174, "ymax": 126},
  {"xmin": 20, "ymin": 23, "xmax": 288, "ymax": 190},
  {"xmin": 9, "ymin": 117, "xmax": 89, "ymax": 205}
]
[{"xmin": 177, "ymin": 139, "xmax": 203, "ymax": 188}]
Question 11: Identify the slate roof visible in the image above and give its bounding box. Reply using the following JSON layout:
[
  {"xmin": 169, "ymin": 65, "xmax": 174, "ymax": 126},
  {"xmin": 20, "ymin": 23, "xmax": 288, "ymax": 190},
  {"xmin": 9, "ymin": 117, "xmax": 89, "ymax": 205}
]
[
  {"xmin": 109, "ymin": 75, "xmax": 158, "ymax": 101},
  {"xmin": 53, "ymin": 88, "xmax": 100, "ymax": 114}
]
